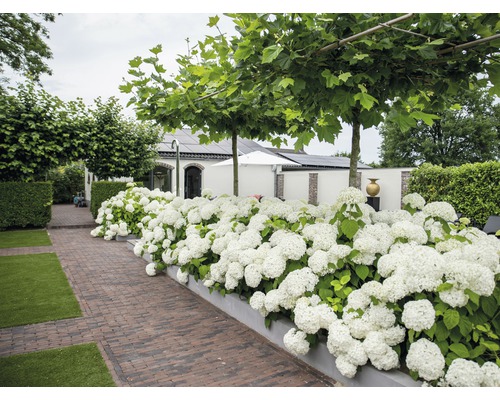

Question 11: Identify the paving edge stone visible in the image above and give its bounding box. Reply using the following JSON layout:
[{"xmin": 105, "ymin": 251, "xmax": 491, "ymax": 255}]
[{"xmin": 126, "ymin": 239, "xmax": 421, "ymax": 387}]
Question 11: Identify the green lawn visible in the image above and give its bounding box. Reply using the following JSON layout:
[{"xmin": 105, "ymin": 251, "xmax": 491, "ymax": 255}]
[
  {"xmin": 0, "ymin": 229, "xmax": 52, "ymax": 248},
  {"xmin": 0, "ymin": 343, "xmax": 116, "ymax": 387},
  {"xmin": 0, "ymin": 252, "xmax": 82, "ymax": 328}
]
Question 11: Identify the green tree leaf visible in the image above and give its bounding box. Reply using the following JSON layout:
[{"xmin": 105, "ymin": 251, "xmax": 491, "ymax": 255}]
[
  {"xmin": 262, "ymin": 45, "xmax": 283, "ymax": 64},
  {"xmin": 208, "ymin": 15, "xmax": 220, "ymax": 27},
  {"xmin": 354, "ymin": 92, "xmax": 378, "ymax": 111}
]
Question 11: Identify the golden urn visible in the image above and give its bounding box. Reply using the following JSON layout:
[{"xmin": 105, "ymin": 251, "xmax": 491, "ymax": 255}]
[{"xmin": 366, "ymin": 178, "xmax": 380, "ymax": 197}]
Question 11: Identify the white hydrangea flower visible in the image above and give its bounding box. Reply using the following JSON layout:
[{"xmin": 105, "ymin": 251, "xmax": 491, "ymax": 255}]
[
  {"xmin": 406, "ymin": 338, "xmax": 445, "ymax": 381},
  {"xmin": 264, "ymin": 289, "xmax": 283, "ymax": 313},
  {"xmin": 335, "ymin": 355, "xmax": 358, "ymax": 379},
  {"xmin": 401, "ymin": 299, "xmax": 435, "ymax": 331},
  {"xmin": 90, "ymin": 227, "xmax": 103, "ymax": 237},
  {"xmin": 443, "ymin": 260, "xmax": 495, "ymax": 298},
  {"xmin": 244, "ymin": 264, "xmax": 262, "ymax": 288},
  {"xmin": 360, "ymin": 281, "xmax": 386, "ymax": 301},
  {"xmin": 283, "ymin": 328, "xmax": 310, "ymax": 356},
  {"xmin": 201, "ymin": 188, "xmax": 213, "ymax": 198},
  {"xmin": 261, "ymin": 247, "xmax": 287, "ymax": 279},
  {"xmin": 187, "ymin": 209, "xmax": 202, "ymax": 224},
  {"xmin": 328, "ymin": 244, "xmax": 352, "ymax": 265},
  {"xmin": 247, "ymin": 214, "xmax": 270, "ymax": 231},
  {"xmin": 145, "ymin": 262, "xmax": 157, "ymax": 276},
  {"xmin": 422, "ymin": 201, "xmax": 457, "ymax": 222},
  {"xmin": 308, "ymin": 249, "xmax": 330, "ymax": 276},
  {"xmin": 176, "ymin": 268, "xmax": 189, "ymax": 284},
  {"xmin": 133, "ymin": 242, "xmax": 144, "ymax": 257},
  {"xmin": 390, "ymin": 220, "xmax": 428, "ymax": 244},
  {"xmin": 161, "ymin": 248, "xmax": 176, "ymax": 265},
  {"xmin": 278, "ymin": 267, "xmax": 319, "ymax": 300},
  {"xmin": 125, "ymin": 203, "xmax": 135, "ymax": 213},
  {"xmin": 362, "ymin": 331, "xmax": 400, "ymax": 371},
  {"xmin": 249, "ymin": 291, "xmax": 268, "ymax": 317},
  {"xmin": 277, "ymin": 233, "xmax": 307, "ymax": 260},
  {"xmin": 402, "ymin": 193, "xmax": 426, "ymax": 210},
  {"xmin": 238, "ymin": 229, "xmax": 262, "ymax": 250},
  {"xmin": 147, "ymin": 244, "xmax": 158, "ymax": 254},
  {"xmin": 382, "ymin": 326, "xmax": 406, "ymax": 347},
  {"xmin": 377, "ymin": 244, "xmax": 445, "ymax": 300},
  {"xmin": 481, "ymin": 362, "xmax": 500, "ymax": 387},
  {"xmin": 445, "ymin": 358, "xmax": 483, "ymax": 387},
  {"xmin": 345, "ymin": 289, "xmax": 371, "ymax": 312},
  {"xmin": 371, "ymin": 209, "xmax": 412, "ymax": 226},
  {"xmin": 326, "ymin": 320, "xmax": 367, "ymax": 378},
  {"xmin": 335, "ymin": 187, "xmax": 367, "ymax": 206},
  {"xmin": 293, "ymin": 303, "xmax": 321, "ymax": 334}
]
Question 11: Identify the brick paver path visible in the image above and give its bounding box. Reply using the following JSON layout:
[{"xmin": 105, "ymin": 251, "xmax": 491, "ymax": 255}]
[
  {"xmin": 47, "ymin": 204, "xmax": 97, "ymax": 229},
  {"xmin": 0, "ymin": 207, "xmax": 339, "ymax": 387}
]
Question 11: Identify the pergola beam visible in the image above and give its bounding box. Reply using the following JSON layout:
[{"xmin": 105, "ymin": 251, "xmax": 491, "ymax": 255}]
[
  {"xmin": 316, "ymin": 13, "xmax": 414, "ymax": 54},
  {"xmin": 437, "ymin": 33, "xmax": 500, "ymax": 55}
]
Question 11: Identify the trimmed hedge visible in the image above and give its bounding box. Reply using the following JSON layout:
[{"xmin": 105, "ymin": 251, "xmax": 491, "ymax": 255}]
[
  {"xmin": 0, "ymin": 182, "xmax": 52, "ymax": 230},
  {"xmin": 91, "ymin": 181, "xmax": 142, "ymax": 218},
  {"xmin": 407, "ymin": 161, "xmax": 500, "ymax": 226}
]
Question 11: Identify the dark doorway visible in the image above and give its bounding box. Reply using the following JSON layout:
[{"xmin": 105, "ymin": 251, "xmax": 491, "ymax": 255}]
[
  {"xmin": 137, "ymin": 165, "xmax": 173, "ymax": 192},
  {"xmin": 153, "ymin": 166, "xmax": 172, "ymax": 192},
  {"xmin": 185, "ymin": 166, "xmax": 202, "ymax": 199}
]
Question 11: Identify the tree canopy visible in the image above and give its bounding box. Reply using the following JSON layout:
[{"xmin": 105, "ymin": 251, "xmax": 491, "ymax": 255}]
[
  {"xmin": 0, "ymin": 81, "xmax": 89, "ymax": 182},
  {"xmin": 379, "ymin": 87, "xmax": 500, "ymax": 167},
  {"xmin": 122, "ymin": 13, "xmax": 499, "ymax": 188},
  {"xmin": 224, "ymin": 13, "xmax": 500, "ymax": 186},
  {"xmin": 85, "ymin": 97, "xmax": 163, "ymax": 181},
  {"xmin": 0, "ymin": 13, "xmax": 56, "ymax": 89},
  {"xmin": 121, "ymin": 17, "xmax": 309, "ymax": 195},
  {"xmin": 0, "ymin": 82, "xmax": 163, "ymax": 183}
]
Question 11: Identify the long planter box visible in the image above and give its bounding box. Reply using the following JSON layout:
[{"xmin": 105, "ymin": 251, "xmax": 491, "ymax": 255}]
[{"xmin": 127, "ymin": 240, "xmax": 421, "ymax": 387}]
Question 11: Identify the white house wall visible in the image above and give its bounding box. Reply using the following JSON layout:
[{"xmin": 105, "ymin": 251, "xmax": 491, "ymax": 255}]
[
  {"xmin": 158, "ymin": 159, "xmax": 276, "ymax": 198},
  {"xmin": 280, "ymin": 168, "xmax": 414, "ymax": 211},
  {"xmin": 282, "ymin": 171, "xmax": 310, "ymax": 202}
]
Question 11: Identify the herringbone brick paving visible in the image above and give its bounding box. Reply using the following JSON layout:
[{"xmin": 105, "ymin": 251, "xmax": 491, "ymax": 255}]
[{"xmin": 0, "ymin": 206, "xmax": 339, "ymax": 387}]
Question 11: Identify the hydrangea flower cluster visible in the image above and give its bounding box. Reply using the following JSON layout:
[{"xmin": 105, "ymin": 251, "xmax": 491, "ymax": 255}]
[{"xmin": 91, "ymin": 185, "xmax": 500, "ymax": 387}]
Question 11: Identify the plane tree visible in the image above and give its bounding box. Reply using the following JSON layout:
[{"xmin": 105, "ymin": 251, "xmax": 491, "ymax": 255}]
[
  {"xmin": 225, "ymin": 13, "xmax": 500, "ymax": 186},
  {"xmin": 121, "ymin": 17, "xmax": 317, "ymax": 196}
]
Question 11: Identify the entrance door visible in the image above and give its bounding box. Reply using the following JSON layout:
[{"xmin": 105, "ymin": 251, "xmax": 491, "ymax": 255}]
[{"xmin": 185, "ymin": 166, "xmax": 202, "ymax": 199}]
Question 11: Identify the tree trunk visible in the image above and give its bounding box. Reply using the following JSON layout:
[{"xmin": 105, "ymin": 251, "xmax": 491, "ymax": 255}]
[
  {"xmin": 349, "ymin": 119, "xmax": 361, "ymax": 188},
  {"xmin": 231, "ymin": 129, "xmax": 239, "ymax": 196}
]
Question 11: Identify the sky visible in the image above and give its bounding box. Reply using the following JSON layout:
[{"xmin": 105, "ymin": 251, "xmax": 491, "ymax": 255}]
[{"xmin": 3, "ymin": 2, "xmax": 496, "ymax": 164}]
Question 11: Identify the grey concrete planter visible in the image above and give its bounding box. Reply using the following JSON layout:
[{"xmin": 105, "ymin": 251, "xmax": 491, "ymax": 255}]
[
  {"xmin": 116, "ymin": 234, "xmax": 139, "ymax": 242},
  {"xmin": 126, "ymin": 240, "xmax": 421, "ymax": 387}
]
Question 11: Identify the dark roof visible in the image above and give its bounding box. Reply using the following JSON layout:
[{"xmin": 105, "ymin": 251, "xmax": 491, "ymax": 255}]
[
  {"xmin": 277, "ymin": 153, "xmax": 372, "ymax": 170},
  {"xmin": 265, "ymin": 147, "xmax": 308, "ymax": 155},
  {"xmin": 158, "ymin": 129, "xmax": 371, "ymax": 169},
  {"xmin": 158, "ymin": 129, "xmax": 274, "ymax": 160}
]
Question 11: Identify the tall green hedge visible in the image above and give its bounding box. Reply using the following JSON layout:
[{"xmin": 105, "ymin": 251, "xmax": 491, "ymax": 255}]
[
  {"xmin": 90, "ymin": 181, "xmax": 141, "ymax": 218},
  {"xmin": 407, "ymin": 161, "xmax": 500, "ymax": 226},
  {"xmin": 0, "ymin": 182, "xmax": 53, "ymax": 230}
]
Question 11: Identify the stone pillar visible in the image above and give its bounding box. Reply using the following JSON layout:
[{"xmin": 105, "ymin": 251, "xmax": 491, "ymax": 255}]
[
  {"xmin": 356, "ymin": 172, "xmax": 362, "ymax": 190},
  {"xmin": 276, "ymin": 174, "xmax": 284, "ymax": 199},
  {"xmin": 401, "ymin": 171, "xmax": 411, "ymax": 208},
  {"xmin": 308, "ymin": 173, "xmax": 318, "ymax": 205}
]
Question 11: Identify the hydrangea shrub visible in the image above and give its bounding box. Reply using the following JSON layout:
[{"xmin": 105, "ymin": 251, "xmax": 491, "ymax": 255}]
[{"xmin": 91, "ymin": 184, "xmax": 500, "ymax": 387}]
